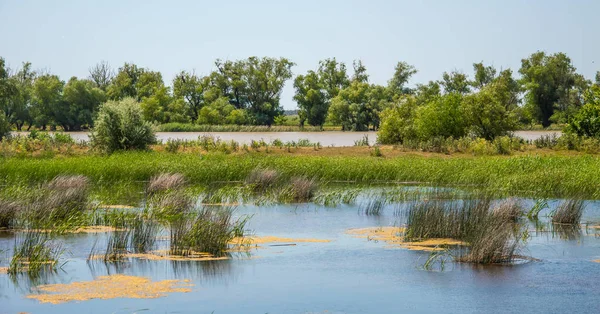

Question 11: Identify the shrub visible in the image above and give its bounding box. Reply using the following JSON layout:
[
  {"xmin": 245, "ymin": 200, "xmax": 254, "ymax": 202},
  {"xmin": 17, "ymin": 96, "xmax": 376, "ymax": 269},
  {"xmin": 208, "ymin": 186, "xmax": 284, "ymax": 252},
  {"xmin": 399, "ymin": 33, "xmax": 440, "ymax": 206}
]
[
  {"xmin": 0, "ymin": 112, "xmax": 10, "ymax": 141},
  {"xmin": 568, "ymin": 103, "xmax": 600, "ymax": 138},
  {"xmin": 377, "ymin": 98, "xmax": 418, "ymax": 144},
  {"xmin": 90, "ymin": 98, "xmax": 156, "ymax": 153}
]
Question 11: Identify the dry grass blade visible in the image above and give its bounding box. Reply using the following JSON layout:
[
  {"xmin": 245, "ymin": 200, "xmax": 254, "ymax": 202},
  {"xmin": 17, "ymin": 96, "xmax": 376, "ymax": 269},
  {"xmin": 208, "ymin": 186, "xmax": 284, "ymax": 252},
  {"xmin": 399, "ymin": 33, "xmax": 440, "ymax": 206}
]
[{"xmin": 147, "ymin": 173, "xmax": 186, "ymax": 194}]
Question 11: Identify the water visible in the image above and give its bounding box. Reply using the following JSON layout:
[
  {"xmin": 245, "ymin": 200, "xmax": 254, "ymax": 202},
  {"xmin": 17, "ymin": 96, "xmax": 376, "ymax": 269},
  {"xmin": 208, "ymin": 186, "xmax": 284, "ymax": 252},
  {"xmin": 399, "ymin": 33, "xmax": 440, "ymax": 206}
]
[
  {"xmin": 12, "ymin": 130, "xmax": 562, "ymax": 147},
  {"xmin": 1, "ymin": 196, "xmax": 599, "ymax": 313}
]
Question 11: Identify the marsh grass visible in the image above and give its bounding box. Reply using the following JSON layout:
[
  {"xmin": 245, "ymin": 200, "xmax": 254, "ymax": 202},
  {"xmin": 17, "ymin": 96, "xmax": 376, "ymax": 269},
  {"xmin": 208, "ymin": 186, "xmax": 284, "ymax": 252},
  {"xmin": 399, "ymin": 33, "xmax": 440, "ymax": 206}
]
[
  {"xmin": 0, "ymin": 199, "xmax": 19, "ymax": 229},
  {"xmin": 246, "ymin": 168, "xmax": 280, "ymax": 192},
  {"xmin": 131, "ymin": 212, "xmax": 161, "ymax": 253},
  {"xmin": 286, "ymin": 177, "xmax": 318, "ymax": 202},
  {"xmin": 147, "ymin": 173, "xmax": 187, "ymax": 194},
  {"xmin": 17, "ymin": 175, "xmax": 93, "ymax": 230},
  {"xmin": 104, "ymin": 214, "xmax": 132, "ymax": 262},
  {"xmin": 492, "ymin": 198, "xmax": 524, "ymax": 222},
  {"xmin": 552, "ymin": 199, "xmax": 585, "ymax": 224},
  {"xmin": 404, "ymin": 194, "xmax": 526, "ymax": 264},
  {"xmin": 147, "ymin": 190, "xmax": 195, "ymax": 220},
  {"xmin": 527, "ymin": 199, "xmax": 549, "ymax": 220},
  {"xmin": 360, "ymin": 195, "xmax": 386, "ymax": 216},
  {"xmin": 8, "ymin": 230, "xmax": 64, "ymax": 277},
  {"xmin": 169, "ymin": 206, "xmax": 248, "ymax": 256}
]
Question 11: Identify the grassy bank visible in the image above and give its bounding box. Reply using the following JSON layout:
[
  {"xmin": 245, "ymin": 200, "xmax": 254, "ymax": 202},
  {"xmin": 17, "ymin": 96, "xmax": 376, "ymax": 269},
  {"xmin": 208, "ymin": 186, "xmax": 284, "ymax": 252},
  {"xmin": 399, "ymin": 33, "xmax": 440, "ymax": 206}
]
[
  {"xmin": 1, "ymin": 152, "xmax": 599, "ymax": 198},
  {"xmin": 156, "ymin": 123, "xmax": 341, "ymax": 132}
]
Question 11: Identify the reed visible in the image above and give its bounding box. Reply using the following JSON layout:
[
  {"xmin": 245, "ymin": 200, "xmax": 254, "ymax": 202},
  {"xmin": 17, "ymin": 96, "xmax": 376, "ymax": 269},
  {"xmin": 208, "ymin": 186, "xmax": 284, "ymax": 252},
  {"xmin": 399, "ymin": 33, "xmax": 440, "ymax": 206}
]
[
  {"xmin": 552, "ymin": 199, "xmax": 585, "ymax": 224},
  {"xmin": 287, "ymin": 177, "xmax": 318, "ymax": 202},
  {"xmin": 147, "ymin": 173, "xmax": 187, "ymax": 194},
  {"xmin": 246, "ymin": 168, "xmax": 280, "ymax": 192},
  {"xmin": 492, "ymin": 198, "xmax": 523, "ymax": 222},
  {"xmin": 8, "ymin": 230, "xmax": 63, "ymax": 277},
  {"xmin": 169, "ymin": 206, "xmax": 248, "ymax": 256}
]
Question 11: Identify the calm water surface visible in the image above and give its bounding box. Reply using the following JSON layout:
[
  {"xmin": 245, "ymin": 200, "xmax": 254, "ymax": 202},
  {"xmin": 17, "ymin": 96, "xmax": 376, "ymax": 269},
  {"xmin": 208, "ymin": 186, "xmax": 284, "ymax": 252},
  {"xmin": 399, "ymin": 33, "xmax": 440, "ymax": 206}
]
[
  {"xmin": 13, "ymin": 130, "xmax": 561, "ymax": 147},
  {"xmin": 1, "ymin": 196, "xmax": 599, "ymax": 314}
]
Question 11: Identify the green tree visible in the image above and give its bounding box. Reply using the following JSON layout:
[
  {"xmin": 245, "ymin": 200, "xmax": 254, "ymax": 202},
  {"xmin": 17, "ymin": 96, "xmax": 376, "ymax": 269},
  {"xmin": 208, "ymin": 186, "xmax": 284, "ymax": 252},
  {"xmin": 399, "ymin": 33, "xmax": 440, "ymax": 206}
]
[
  {"xmin": 293, "ymin": 71, "xmax": 327, "ymax": 127},
  {"xmin": 31, "ymin": 74, "xmax": 64, "ymax": 130},
  {"xmin": 0, "ymin": 111, "xmax": 9, "ymax": 140},
  {"xmin": 352, "ymin": 60, "xmax": 369, "ymax": 83},
  {"xmin": 6, "ymin": 62, "xmax": 36, "ymax": 130},
  {"xmin": 519, "ymin": 51, "xmax": 584, "ymax": 127},
  {"xmin": 318, "ymin": 58, "xmax": 350, "ymax": 98},
  {"xmin": 415, "ymin": 93, "xmax": 466, "ymax": 140},
  {"xmin": 328, "ymin": 81, "xmax": 388, "ymax": 131},
  {"xmin": 415, "ymin": 81, "xmax": 441, "ymax": 106},
  {"xmin": 106, "ymin": 63, "xmax": 144, "ymax": 100},
  {"xmin": 462, "ymin": 86, "xmax": 518, "ymax": 140},
  {"xmin": 377, "ymin": 96, "xmax": 419, "ymax": 144},
  {"xmin": 88, "ymin": 61, "xmax": 114, "ymax": 91},
  {"xmin": 471, "ymin": 62, "xmax": 497, "ymax": 89},
  {"xmin": 197, "ymin": 97, "xmax": 246, "ymax": 125},
  {"xmin": 173, "ymin": 71, "xmax": 209, "ymax": 122},
  {"xmin": 243, "ymin": 57, "xmax": 295, "ymax": 125},
  {"xmin": 90, "ymin": 97, "xmax": 156, "ymax": 153},
  {"xmin": 441, "ymin": 71, "xmax": 470, "ymax": 94},
  {"xmin": 62, "ymin": 77, "xmax": 106, "ymax": 130},
  {"xmin": 388, "ymin": 61, "xmax": 417, "ymax": 96}
]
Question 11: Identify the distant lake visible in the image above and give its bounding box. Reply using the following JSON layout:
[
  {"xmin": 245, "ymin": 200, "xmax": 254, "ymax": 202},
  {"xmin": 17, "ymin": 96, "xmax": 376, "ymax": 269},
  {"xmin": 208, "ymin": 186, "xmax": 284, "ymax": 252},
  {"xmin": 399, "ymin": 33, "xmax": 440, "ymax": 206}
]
[{"xmin": 13, "ymin": 130, "xmax": 562, "ymax": 147}]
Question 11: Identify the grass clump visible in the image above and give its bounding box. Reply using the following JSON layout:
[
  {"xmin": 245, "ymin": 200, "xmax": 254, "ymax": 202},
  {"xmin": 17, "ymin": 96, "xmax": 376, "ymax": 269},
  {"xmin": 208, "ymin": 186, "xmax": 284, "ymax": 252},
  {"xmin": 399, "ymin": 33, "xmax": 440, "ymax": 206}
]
[
  {"xmin": 246, "ymin": 168, "xmax": 280, "ymax": 192},
  {"xmin": 147, "ymin": 173, "xmax": 187, "ymax": 194},
  {"xmin": 287, "ymin": 177, "xmax": 318, "ymax": 202},
  {"xmin": 492, "ymin": 198, "xmax": 523, "ymax": 222},
  {"xmin": 170, "ymin": 207, "xmax": 248, "ymax": 256},
  {"xmin": 404, "ymin": 194, "xmax": 525, "ymax": 264},
  {"xmin": 8, "ymin": 231, "xmax": 64, "ymax": 277},
  {"xmin": 552, "ymin": 199, "xmax": 585, "ymax": 224},
  {"xmin": 0, "ymin": 200, "xmax": 19, "ymax": 229},
  {"xmin": 25, "ymin": 175, "xmax": 92, "ymax": 229}
]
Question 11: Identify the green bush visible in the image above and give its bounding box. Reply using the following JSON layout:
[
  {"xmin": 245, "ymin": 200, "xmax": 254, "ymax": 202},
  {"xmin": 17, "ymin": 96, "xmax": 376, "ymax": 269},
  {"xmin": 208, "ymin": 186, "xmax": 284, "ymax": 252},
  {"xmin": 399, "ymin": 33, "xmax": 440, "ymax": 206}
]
[
  {"xmin": 568, "ymin": 103, "xmax": 600, "ymax": 138},
  {"xmin": 90, "ymin": 98, "xmax": 156, "ymax": 153},
  {"xmin": 415, "ymin": 94, "xmax": 467, "ymax": 141},
  {"xmin": 377, "ymin": 97, "xmax": 418, "ymax": 144},
  {"xmin": 0, "ymin": 112, "xmax": 10, "ymax": 141}
]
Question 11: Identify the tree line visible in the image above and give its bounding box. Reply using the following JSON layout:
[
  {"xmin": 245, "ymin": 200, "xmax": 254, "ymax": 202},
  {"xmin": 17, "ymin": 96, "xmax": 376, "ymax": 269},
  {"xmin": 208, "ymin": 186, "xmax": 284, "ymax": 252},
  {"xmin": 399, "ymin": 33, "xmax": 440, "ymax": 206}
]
[{"xmin": 0, "ymin": 52, "xmax": 598, "ymax": 135}]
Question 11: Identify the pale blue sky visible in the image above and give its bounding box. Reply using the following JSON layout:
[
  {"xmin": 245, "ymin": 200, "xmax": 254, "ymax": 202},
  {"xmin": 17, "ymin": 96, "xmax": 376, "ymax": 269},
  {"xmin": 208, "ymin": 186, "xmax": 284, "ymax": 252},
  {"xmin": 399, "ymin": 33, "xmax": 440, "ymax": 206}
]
[{"xmin": 1, "ymin": 0, "xmax": 598, "ymax": 109}]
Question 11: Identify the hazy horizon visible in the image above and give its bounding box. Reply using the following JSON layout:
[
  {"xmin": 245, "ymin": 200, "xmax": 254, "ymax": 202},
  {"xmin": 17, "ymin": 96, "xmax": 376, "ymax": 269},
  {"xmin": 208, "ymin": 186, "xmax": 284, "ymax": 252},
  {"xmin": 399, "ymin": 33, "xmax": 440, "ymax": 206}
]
[{"xmin": 1, "ymin": 0, "xmax": 598, "ymax": 110}]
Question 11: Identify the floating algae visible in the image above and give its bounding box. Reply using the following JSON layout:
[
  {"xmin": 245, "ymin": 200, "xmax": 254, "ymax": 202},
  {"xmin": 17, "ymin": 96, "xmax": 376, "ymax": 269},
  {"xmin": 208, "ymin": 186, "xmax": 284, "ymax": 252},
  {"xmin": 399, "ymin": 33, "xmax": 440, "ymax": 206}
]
[
  {"xmin": 346, "ymin": 227, "xmax": 465, "ymax": 252},
  {"xmin": 229, "ymin": 235, "xmax": 331, "ymax": 247},
  {"xmin": 27, "ymin": 274, "xmax": 193, "ymax": 304}
]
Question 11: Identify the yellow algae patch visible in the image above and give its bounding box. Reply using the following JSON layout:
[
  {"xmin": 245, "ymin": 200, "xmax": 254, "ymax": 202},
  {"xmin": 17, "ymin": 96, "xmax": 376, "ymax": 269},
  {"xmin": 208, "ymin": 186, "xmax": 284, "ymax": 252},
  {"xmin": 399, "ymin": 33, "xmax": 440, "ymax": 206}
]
[
  {"xmin": 0, "ymin": 267, "xmax": 7, "ymax": 274},
  {"xmin": 27, "ymin": 274, "xmax": 193, "ymax": 304},
  {"xmin": 229, "ymin": 236, "xmax": 331, "ymax": 246},
  {"xmin": 346, "ymin": 227, "xmax": 464, "ymax": 252},
  {"xmin": 402, "ymin": 239, "xmax": 466, "ymax": 251},
  {"xmin": 594, "ymin": 259, "xmax": 600, "ymax": 263},
  {"xmin": 73, "ymin": 226, "xmax": 121, "ymax": 233},
  {"xmin": 346, "ymin": 227, "xmax": 405, "ymax": 245},
  {"xmin": 90, "ymin": 250, "xmax": 229, "ymax": 262}
]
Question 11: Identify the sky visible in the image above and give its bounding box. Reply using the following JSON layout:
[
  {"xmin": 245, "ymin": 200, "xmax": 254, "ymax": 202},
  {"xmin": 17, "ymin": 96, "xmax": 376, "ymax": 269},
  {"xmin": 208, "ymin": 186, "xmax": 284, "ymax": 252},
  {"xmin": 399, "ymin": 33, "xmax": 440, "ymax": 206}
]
[{"xmin": 1, "ymin": 0, "xmax": 598, "ymax": 110}]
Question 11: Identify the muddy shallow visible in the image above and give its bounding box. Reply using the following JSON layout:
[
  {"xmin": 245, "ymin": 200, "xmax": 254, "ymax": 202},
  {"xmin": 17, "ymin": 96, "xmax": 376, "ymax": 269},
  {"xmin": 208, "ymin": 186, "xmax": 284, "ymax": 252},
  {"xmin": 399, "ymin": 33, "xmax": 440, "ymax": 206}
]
[
  {"xmin": 1, "ymin": 197, "xmax": 599, "ymax": 313},
  {"xmin": 12, "ymin": 130, "xmax": 561, "ymax": 147}
]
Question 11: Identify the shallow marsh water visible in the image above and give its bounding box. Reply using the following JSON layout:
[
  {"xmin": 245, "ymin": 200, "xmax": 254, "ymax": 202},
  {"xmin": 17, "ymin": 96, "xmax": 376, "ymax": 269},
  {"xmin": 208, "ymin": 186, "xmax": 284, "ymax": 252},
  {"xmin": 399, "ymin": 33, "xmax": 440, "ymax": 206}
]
[
  {"xmin": 12, "ymin": 130, "xmax": 561, "ymax": 147},
  {"xmin": 1, "ymin": 196, "xmax": 599, "ymax": 314}
]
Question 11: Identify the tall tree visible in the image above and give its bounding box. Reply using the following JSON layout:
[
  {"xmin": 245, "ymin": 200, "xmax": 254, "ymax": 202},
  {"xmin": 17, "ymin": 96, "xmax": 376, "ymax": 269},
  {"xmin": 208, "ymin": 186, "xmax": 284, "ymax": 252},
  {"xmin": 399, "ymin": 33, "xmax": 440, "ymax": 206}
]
[
  {"xmin": 388, "ymin": 61, "xmax": 417, "ymax": 95},
  {"xmin": 106, "ymin": 63, "xmax": 143, "ymax": 100},
  {"xmin": 471, "ymin": 62, "xmax": 497, "ymax": 89},
  {"xmin": 519, "ymin": 51, "xmax": 584, "ymax": 127},
  {"xmin": 318, "ymin": 58, "xmax": 350, "ymax": 99},
  {"xmin": 62, "ymin": 77, "xmax": 106, "ymax": 130},
  {"xmin": 242, "ymin": 57, "xmax": 295, "ymax": 125},
  {"xmin": 173, "ymin": 71, "xmax": 209, "ymax": 122},
  {"xmin": 441, "ymin": 71, "xmax": 470, "ymax": 94},
  {"xmin": 293, "ymin": 71, "xmax": 327, "ymax": 127},
  {"xmin": 88, "ymin": 61, "xmax": 114, "ymax": 91},
  {"xmin": 31, "ymin": 74, "xmax": 64, "ymax": 130},
  {"xmin": 352, "ymin": 60, "xmax": 369, "ymax": 83}
]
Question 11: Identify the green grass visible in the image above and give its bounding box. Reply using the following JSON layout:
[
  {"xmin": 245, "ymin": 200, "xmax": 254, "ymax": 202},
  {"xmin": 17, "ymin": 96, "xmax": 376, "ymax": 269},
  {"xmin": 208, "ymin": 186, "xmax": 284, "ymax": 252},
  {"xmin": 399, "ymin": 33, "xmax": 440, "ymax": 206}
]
[{"xmin": 2, "ymin": 152, "xmax": 600, "ymax": 198}]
